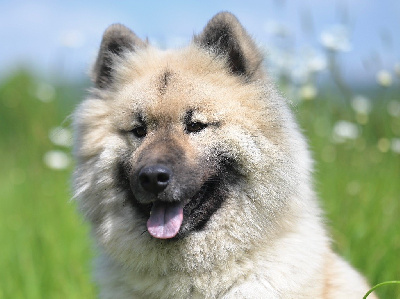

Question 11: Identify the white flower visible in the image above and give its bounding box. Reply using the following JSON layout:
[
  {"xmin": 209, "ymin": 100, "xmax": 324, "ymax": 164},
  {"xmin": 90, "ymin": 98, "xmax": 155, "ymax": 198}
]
[
  {"xmin": 387, "ymin": 101, "xmax": 400, "ymax": 117},
  {"xmin": 266, "ymin": 47, "xmax": 294, "ymax": 72},
  {"xmin": 291, "ymin": 48, "xmax": 327, "ymax": 84},
  {"xmin": 394, "ymin": 63, "xmax": 400, "ymax": 77},
  {"xmin": 351, "ymin": 95, "xmax": 371, "ymax": 115},
  {"xmin": 377, "ymin": 138, "xmax": 390, "ymax": 153},
  {"xmin": 299, "ymin": 46, "xmax": 327, "ymax": 73},
  {"xmin": 307, "ymin": 54, "xmax": 327, "ymax": 72},
  {"xmin": 299, "ymin": 84, "xmax": 317, "ymax": 100},
  {"xmin": 291, "ymin": 65, "xmax": 309, "ymax": 84},
  {"xmin": 320, "ymin": 25, "xmax": 352, "ymax": 52},
  {"xmin": 332, "ymin": 120, "xmax": 359, "ymax": 143},
  {"xmin": 376, "ymin": 70, "xmax": 393, "ymax": 87},
  {"xmin": 43, "ymin": 150, "xmax": 71, "ymax": 170},
  {"xmin": 49, "ymin": 127, "xmax": 73, "ymax": 147},
  {"xmin": 391, "ymin": 138, "xmax": 400, "ymax": 154},
  {"xmin": 36, "ymin": 83, "xmax": 55, "ymax": 103}
]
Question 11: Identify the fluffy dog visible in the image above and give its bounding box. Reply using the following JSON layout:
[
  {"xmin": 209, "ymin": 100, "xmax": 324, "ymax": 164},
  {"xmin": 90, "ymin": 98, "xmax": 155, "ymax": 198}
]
[{"xmin": 73, "ymin": 12, "xmax": 376, "ymax": 298}]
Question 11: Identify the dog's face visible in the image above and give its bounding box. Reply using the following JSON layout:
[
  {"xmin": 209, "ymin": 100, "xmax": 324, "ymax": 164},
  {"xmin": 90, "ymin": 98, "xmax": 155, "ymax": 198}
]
[
  {"xmin": 113, "ymin": 62, "xmax": 247, "ymax": 239},
  {"xmin": 97, "ymin": 45, "xmax": 275, "ymax": 240},
  {"xmin": 73, "ymin": 13, "xmax": 311, "ymax": 268}
]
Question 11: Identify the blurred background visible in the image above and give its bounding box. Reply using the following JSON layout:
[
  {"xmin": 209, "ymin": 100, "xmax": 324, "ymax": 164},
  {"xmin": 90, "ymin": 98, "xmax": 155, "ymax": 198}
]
[{"xmin": 0, "ymin": 0, "xmax": 399, "ymax": 298}]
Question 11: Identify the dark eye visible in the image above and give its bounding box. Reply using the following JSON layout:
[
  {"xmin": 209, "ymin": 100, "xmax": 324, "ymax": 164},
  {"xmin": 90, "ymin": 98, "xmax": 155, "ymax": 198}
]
[
  {"xmin": 185, "ymin": 122, "xmax": 207, "ymax": 133},
  {"xmin": 131, "ymin": 125, "xmax": 147, "ymax": 138}
]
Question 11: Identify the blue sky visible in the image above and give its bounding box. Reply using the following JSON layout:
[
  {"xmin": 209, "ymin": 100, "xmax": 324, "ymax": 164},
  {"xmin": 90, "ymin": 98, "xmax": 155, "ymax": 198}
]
[{"xmin": 0, "ymin": 0, "xmax": 399, "ymax": 84}]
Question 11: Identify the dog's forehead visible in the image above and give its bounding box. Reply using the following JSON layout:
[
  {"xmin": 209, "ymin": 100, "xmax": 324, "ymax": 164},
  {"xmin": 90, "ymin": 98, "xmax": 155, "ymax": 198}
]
[
  {"xmin": 115, "ymin": 71, "xmax": 231, "ymax": 121},
  {"xmin": 111, "ymin": 47, "xmax": 263, "ymax": 124}
]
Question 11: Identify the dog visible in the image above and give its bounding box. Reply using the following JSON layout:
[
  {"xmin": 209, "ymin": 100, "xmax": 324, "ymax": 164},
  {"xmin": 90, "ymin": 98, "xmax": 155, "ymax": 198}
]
[{"xmin": 72, "ymin": 12, "xmax": 376, "ymax": 298}]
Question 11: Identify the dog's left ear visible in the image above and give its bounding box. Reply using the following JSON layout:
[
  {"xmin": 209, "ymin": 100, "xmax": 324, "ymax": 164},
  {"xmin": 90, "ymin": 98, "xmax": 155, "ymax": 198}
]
[{"xmin": 194, "ymin": 12, "xmax": 264, "ymax": 80}]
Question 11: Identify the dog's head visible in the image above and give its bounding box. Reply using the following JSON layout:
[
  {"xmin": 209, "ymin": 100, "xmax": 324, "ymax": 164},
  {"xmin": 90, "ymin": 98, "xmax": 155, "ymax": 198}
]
[{"xmin": 73, "ymin": 12, "xmax": 312, "ymax": 269}]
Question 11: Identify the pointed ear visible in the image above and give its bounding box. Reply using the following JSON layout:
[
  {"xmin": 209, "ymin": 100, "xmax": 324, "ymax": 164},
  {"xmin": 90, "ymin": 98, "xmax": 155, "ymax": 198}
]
[
  {"xmin": 93, "ymin": 24, "xmax": 147, "ymax": 88},
  {"xmin": 194, "ymin": 12, "xmax": 264, "ymax": 80}
]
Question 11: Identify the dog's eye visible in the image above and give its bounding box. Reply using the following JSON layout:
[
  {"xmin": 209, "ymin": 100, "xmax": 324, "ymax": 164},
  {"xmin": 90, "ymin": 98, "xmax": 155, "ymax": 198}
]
[
  {"xmin": 131, "ymin": 125, "xmax": 147, "ymax": 138},
  {"xmin": 185, "ymin": 122, "xmax": 207, "ymax": 134}
]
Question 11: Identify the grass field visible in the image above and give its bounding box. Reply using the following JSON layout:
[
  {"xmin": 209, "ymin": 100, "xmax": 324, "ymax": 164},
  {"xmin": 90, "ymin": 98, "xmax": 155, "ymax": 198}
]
[{"xmin": 0, "ymin": 70, "xmax": 399, "ymax": 298}]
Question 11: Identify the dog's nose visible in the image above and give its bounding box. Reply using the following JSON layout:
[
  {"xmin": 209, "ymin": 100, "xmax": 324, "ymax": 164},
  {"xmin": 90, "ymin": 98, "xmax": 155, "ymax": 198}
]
[{"xmin": 138, "ymin": 165, "xmax": 172, "ymax": 194}]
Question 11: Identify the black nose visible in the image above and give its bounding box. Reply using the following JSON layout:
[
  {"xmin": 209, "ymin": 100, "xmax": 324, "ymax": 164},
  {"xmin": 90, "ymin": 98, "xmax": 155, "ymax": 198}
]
[{"xmin": 138, "ymin": 165, "xmax": 172, "ymax": 194}]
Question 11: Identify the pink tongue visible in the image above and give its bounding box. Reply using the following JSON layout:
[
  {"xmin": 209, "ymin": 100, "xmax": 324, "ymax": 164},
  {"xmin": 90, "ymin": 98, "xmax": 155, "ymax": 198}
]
[{"xmin": 147, "ymin": 202, "xmax": 184, "ymax": 239}]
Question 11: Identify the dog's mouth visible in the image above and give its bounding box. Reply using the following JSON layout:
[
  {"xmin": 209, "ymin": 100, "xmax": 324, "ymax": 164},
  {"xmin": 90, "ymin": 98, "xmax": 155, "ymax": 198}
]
[{"xmin": 140, "ymin": 174, "xmax": 223, "ymax": 239}]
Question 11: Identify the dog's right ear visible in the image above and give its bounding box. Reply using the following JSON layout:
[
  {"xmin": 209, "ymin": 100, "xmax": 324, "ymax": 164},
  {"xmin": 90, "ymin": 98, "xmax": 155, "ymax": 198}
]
[{"xmin": 93, "ymin": 24, "xmax": 147, "ymax": 89}]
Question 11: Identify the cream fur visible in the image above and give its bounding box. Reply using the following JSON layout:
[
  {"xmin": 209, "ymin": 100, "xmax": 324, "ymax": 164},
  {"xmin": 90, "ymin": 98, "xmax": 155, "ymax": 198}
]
[{"xmin": 73, "ymin": 12, "xmax": 376, "ymax": 299}]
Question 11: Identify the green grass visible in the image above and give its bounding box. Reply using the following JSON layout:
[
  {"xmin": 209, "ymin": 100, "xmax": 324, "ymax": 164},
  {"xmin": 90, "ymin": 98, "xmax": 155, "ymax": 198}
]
[
  {"xmin": 297, "ymin": 92, "xmax": 400, "ymax": 298},
  {"xmin": 0, "ymin": 70, "xmax": 399, "ymax": 298},
  {"xmin": 0, "ymin": 71, "xmax": 95, "ymax": 298}
]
